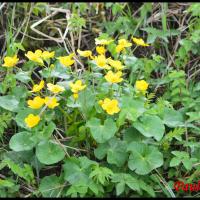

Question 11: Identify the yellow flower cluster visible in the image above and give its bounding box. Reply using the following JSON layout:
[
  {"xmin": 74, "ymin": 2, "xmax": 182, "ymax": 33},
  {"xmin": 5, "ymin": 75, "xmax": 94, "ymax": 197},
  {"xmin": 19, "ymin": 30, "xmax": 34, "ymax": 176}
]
[
  {"xmin": 2, "ymin": 55, "xmax": 19, "ymax": 67},
  {"xmin": 25, "ymin": 81, "xmax": 64, "ymax": 128},
  {"xmin": 25, "ymin": 49, "xmax": 55, "ymax": 65},
  {"xmin": 47, "ymin": 83, "xmax": 65, "ymax": 94},
  {"xmin": 116, "ymin": 39, "xmax": 132, "ymax": 53},
  {"xmin": 132, "ymin": 37, "xmax": 149, "ymax": 47},
  {"xmin": 69, "ymin": 80, "xmax": 86, "ymax": 100},
  {"xmin": 25, "ymin": 114, "xmax": 40, "ymax": 128},
  {"xmin": 22, "ymin": 36, "xmax": 150, "ymax": 127},
  {"xmin": 57, "ymin": 53, "xmax": 75, "ymax": 67},
  {"xmin": 135, "ymin": 80, "xmax": 149, "ymax": 92},
  {"xmin": 105, "ymin": 71, "xmax": 123, "ymax": 84},
  {"xmin": 99, "ymin": 98, "xmax": 120, "ymax": 115}
]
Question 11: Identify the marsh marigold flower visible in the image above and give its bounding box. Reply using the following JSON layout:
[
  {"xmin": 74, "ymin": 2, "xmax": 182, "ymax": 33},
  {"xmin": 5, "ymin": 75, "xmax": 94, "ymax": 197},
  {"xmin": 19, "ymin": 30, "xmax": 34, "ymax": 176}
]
[
  {"xmin": 94, "ymin": 55, "xmax": 111, "ymax": 70},
  {"xmin": 100, "ymin": 98, "xmax": 120, "ymax": 115},
  {"xmin": 25, "ymin": 50, "xmax": 44, "ymax": 65},
  {"xmin": 69, "ymin": 80, "xmax": 86, "ymax": 94},
  {"xmin": 116, "ymin": 39, "xmax": 132, "ymax": 53},
  {"xmin": 73, "ymin": 93, "xmax": 79, "ymax": 100},
  {"xmin": 41, "ymin": 51, "xmax": 55, "ymax": 60},
  {"xmin": 27, "ymin": 96, "xmax": 45, "ymax": 109},
  {"xmin": 31, "ymin": 80, "xmax": 45, "ymax": 93},
  {"xmin": 77, "ymin": 49, "xmax": 93, "ymax": 59},
  {"xmin": 95, "ymin": 38, "xmax": 113, "ymax": 45},
  {"xmin": 47, "ymin": 83, "xmax": 65, "ymax": 94},
  {"xmin": 132, "ymin": 37, "xmax": 149, "ymax": 47},
  {"xmin": 107, "ymin": 58, "xmax": 124, "ymax": 71},
  {"xmin": 96, "ymin": 46, "xmax": 106, "ymax": 55},
  {"xmin": 2, "ymin": 55, "xmax": 19, "ymax": 67},
  {"xmin": 25, "ymin": 114, "xmax": 40, "ymax": 128},
  {"xmin": 44, "ymin": 97, "xmax": 59, "ymax": 109},
  {"xmin": 105, "ymin": 70, "xmax": 123, "ymax": 84},
  {"xmin": 58, "ymin": 53, "xmax": 75, "ymax": 67},
  {"xmin": 135, "ymin": 80, "xmax": 149, "ymax": 92}
]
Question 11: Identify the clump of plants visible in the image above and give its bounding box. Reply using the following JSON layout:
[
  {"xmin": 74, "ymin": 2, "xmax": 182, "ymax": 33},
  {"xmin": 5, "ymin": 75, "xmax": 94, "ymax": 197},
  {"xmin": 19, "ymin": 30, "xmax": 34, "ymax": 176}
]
[{"xmin": 0, "ymin": 32, "xmax": 199, "ymax": 198}]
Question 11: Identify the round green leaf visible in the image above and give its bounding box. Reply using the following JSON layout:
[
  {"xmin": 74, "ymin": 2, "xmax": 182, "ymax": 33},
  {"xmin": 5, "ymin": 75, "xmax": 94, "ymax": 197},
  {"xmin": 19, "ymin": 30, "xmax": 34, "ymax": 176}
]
[
  {"xmin": 87, "ymin": 118, "xmax": 117, "ymax": 143},
  {"xmin": 0, "ymin": 95, "xmax": 19, "ymax": 112},
  {"xmin": 160, "ymin": 107, "xmax": 184, "ymax": 127},
  {"xmin": 133, "ymin": 115, "xmax": 165, "ymax": 141},
  {"xmin": 36, "ymin": 140, "xmax": 65, "ymax": 165},
  {"xmin": 39, "ymin": 175, "xmax": 63, "ymax": 197},
  {"xmin": 9, "ymin": 132, "xmax": 37, "ymax": 152},
  {"xmin": 94, "ymin": 137, "xmax": 128, "ymax": 167},
  {"xmin": 127, "ymin": 142, "xmax": 163, "ymax": 175}
]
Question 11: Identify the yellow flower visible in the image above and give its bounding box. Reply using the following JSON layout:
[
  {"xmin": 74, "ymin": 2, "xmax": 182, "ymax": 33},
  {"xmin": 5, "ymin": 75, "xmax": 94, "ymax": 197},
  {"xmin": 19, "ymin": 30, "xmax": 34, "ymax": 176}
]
[
  {"xmin": 116, "ymin": 39, "xmax": 132, "ymax": 53},
  {"xmin": 50, "ymin": 64, "xmax": 55, "ymax": 68},
  {"xmin": 47, "ymin": 83, "xmax": 65, "ymax": 94},
  {"xmin": 73, "ymin": 93, "xmax": 79, "ymax": 99},
  {"xmin": 132, "ymin": 37, "xmax": 149, "ymax": 47},
  {"xmin": 135, "ymin": 80, "xmax": 149, "ymax": 92},
  {"xmin": 25, "ymin": 50, "xmax": 44, "ymax": 65},
  {"xmin": 25, "ymin": 114, "xmax": 40, "ymax": 128},
  {"xmin": 107, "ymin": 58, "xmax": 124, "ymax": 71},
  {"xmin": 58, "ymin": 55, "xmax": 75, "ymax": 67},
  {"xmin": 27, "ymin": 96, "xmax": 45, "ymax": 109},
  {"xmin": 69, "ymin": 80, "xmax": 86, "ymax": 93},
  {"xmin": 95, "ymin": 38, "xmax": 113, "ymax": 45},
  {"xmin": 35, "ymin": 49, "xmax": 43, "ymax": 57},
  {"xmin": 100, "ymin": 98, "xmax": 120, "ymax": 115},
  {"xmin": 96, "ymin": 46, "xmax": 106, "ymax": 55},
  {"xmin": 44, "ymin": 97, "xmax": 59, "ymax": 109},
  {"xmin": 41, "ymin": 51, "xmax": 55, "ymax": 60},
  {"xmin": 105, "ymin": 70, "xmax": 123, "ymax": 84},
  {"xmin": 77, "ymin": 49, "xmax": 93, "ymax": 58},
  {"xmin": 98, "ymin": 100, "xmax": 103, "ymax": 106},
  {"xmin": 94, "ymin": 55, "xmax": 111, "ymax": 70},
  {"xmin": 2, "ymin": 55, "xmax": 19, "ymax": 67},
  {"xmin": 31, "ymin": 80, "xmax": 45, "ymax": 93}
]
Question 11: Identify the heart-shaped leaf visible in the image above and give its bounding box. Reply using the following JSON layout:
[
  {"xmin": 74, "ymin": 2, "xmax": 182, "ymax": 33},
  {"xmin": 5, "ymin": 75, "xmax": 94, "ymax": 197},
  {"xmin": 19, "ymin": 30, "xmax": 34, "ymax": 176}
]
[
  {"xmin": 87, "ymin": 118, "xmax": 117, "ymax": 143},
  {"xmin": 133, "ymin": 115, "xmax": 165, "ymax": 141},
  {"xmin": 36, "ymin": 140, "xmax": 65, "ymax": 165},
  {"xmin": 94, "ymin": 137, "xmax": 128, "ymax": 167},
  {"xmin": 9, "ymin": 132, "xmax": 37, "ymax": 152},
  {"xmin": 127, "ymin": 142, "xmax": 163, "ymax": 175},
  {"xmin": 0, "ymin": 95, "xmax": 19, "ymax": 112}
]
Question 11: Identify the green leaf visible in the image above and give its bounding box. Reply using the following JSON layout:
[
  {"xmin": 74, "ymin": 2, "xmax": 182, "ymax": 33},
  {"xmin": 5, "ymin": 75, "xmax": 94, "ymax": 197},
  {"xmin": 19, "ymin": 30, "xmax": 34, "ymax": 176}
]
[
  {"xmin": 15, "ymin": 71, "xmax": 31, "ymax": 83},
  {"xmin": 63, "ymin": 157, "xmax": 94, "ymax": 185},
  {"xmin": 89, "ymin": 165, "xmax": 113, "ymax": 185},
  {"xmin": 160, "ymin": 107, "xmax": 184, "ymax": 127},
  {"xmin": 133, "ymin": 115, "xmax": 165, "ymax": 141},
  {"xmin": 112, "ymin": 173, "xmax": 140, "ymax": 195},
  {"xmin": 123, "ymin": 127, "xmax": 145, "ymax": 143},
  {"xmin": 0, "ymin": 95, "xmax": 19, "ymax": 112},
  {"xmin": 0, "ymin": 179, "xmax": 15, "ymax": 188},
  {"xmin": 39, "ymin": 175, "xmax": 63, "ymax": 197},
  {"xmin": 87, "ymin": 118, "xmax": 117, "ymax": 143},
  {"xmin": 118, "ymin": 96, "xmax": 146, "ymax": 126},
  {"xmin": 36, "ymin": 140, "xmax": 65, "ymax": 165},
  {"xmin": 116, "ymin": 182, "xmax": 125, "ymax": 196},
  {"xmin": 94, "ymin": 137, "xmax": 128, "ymax": 167},
  {"xmin": 169, "ymin": 157, "xmax": 181, "ymax": 167},
  {"xmin": 78, "ymin": 88, "xmax": 96, "ymax": 119},
  {"xmin": 138, "ymin": 179, "xmax": 155, "ymax": 197},
  {"xmin": 9, "ymin": 132, "xmax": 37, "ymax": 152},
  {"xmin": 127, "ymin": 142, "xmax": 163, "ymax": 175},
  {"xmin": 40, "ymin": 122, "xmax": 56, "ymax": 139}
]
